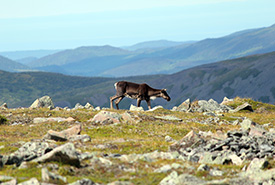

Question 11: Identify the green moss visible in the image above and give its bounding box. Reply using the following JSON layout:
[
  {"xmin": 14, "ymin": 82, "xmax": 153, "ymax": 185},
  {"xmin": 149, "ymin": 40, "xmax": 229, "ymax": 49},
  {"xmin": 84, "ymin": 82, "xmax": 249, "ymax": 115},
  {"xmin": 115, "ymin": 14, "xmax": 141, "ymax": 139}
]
[
  {"xmin": 0, "ymin": 114, "xmax": 8, "ymax": 124},
  {"xmin": 0, "ymin": 163, "xmax": 41, "ymax": 183}
]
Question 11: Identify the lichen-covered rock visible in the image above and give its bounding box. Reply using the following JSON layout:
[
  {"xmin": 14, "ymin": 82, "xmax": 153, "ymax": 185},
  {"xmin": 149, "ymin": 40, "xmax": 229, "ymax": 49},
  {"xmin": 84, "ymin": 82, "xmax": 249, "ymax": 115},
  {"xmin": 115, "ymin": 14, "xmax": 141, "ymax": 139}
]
[
  {"xmin": 247, "ymin": 158, "xmax": 269, "ymax": 171},
  {"xmin": 155, "ymin": 115, "xmax": 182, "ymax": 121},
  {"xmin": 4, "ymin": 141, "xmax": 54, "ymax": 166},
  {"xmin": 33, "ymin": 117, "xmax": 75, "ymax": 124},
  {"xmin": 18, "ymin": 178, "xmax": 40, "ymax": 185},
  {"xmin": 69, "ymin": 178, "xmax": 95, "ymax": 185},
  {"xmin": 84, "ymin": 102, "xmax": 94, "ymax": 109},
  {"xmin": 90, "ymin": 111, "xmax": 122, "ymax": 124},
  {"xmin": 233, "ymin": 102, "xmax": 253, "ymax": 112},
  {"xmin": 41, "ymin": 168, "xmax": 67, "ymax": 183},
  {"xmin": 30, "ymin": 96, "xmax": 54, "ymax": 109},
  {"xmin": 129, "ymin": 104, "xmax": 144, "ymax": 111},
  {"xmin": 74, "ymin": 103, "xmax": 84, "ymax": 109},
  {"xmin": 159, "ymin": 171, "xmax": 206, "ymax": 185},
  {"xmin": 176, "ymin": 98, "xmax": 191, "ymax": 112},
  {"xmin": 34, "ymin": 143, "xmax": 80, "ymax": 167},
  {"xmin": 0, "ymin": 103, "xmax": 8, "ymax": 110},
  {"xmin": 44, "ymin": 124, "xmax": 82, "ymax": 141},
  {"xmin": 170, "ymin": 130, "xmax": 205, "ymax": 152}
]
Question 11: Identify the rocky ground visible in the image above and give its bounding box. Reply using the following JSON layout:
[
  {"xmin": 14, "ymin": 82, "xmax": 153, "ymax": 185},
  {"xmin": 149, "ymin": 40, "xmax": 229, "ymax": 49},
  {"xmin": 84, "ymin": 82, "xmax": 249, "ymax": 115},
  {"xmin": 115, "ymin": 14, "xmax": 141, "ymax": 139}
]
[{"xmin": 0, "ymin": 96, "xmax": 275, "ymax": 185}]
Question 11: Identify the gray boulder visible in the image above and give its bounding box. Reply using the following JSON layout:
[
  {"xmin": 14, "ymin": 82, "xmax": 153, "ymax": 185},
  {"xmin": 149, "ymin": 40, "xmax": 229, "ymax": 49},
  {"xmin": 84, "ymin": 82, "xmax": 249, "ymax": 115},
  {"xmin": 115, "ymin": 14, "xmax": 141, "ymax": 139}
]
[
  {"xmin": 0, "ymin": 103, "xmax": 8, "ymax": 109},
  {"xmin": 159, "ymin": 171, "xmax": 205, "ymax": 185},
  {"xmin": 3, "ymin": 141, "xmax": 53, "ymax": 166},
  {"xmin": 90, "ymin": 111, "xmax": 122, "ymax": 125},
  {"xmin": 30, "ymin": 96, "xmax": 54, "ymax": 109},
  {"xmin": 129, "ymin": 104, "xmax": 144, "ymax": 111},
  {"xmin": 18, "ymin": 178, "xmax": 40, "ymax": 185},
  {"xmin": 34, "ymin": 142, "xmax": 80, "ymax": 167},
  {"xmin": 233, "ymin": 102, "xmax": 253, "ymax": 112},
  {"xmin": 176, "ymin": 98, "xmax": 191, "ymax": 112},
  {"xmin": 69, "ymin": 178, "xmax": 95, "ymax": 185},
  {"xmin": 74, "ymin": 103, "xmax": 84, "ymax": 109},
  {"xmin": 190, "ymin": 99, "xmax": 232, "ymax": 113},
  {"xmin": 84, "ymin": 102, "xmax": 94, "ymax": 109},
  {"xmin": 43, "ymin": 124, "xmax": 82, "ymax": 141},
  {"xmin": 0, "ymin": 179, "xmax": 17, "ymax": 185}
]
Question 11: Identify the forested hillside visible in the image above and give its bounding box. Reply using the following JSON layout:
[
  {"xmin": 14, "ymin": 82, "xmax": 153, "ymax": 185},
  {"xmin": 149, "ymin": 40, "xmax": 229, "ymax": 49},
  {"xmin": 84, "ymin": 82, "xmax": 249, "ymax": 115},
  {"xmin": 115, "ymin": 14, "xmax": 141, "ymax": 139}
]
[{"xmin": 1, "ymin": 52, "xmax": 274, "ymax": 108}]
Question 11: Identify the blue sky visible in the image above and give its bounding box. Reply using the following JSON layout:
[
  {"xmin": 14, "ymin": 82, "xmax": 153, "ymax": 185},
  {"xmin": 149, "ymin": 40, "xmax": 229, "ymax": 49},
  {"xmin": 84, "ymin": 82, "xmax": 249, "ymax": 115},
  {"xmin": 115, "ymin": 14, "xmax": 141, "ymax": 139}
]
[{"xmin": 0, "ymin": 0, "xmax": 274, "ymax": 51}]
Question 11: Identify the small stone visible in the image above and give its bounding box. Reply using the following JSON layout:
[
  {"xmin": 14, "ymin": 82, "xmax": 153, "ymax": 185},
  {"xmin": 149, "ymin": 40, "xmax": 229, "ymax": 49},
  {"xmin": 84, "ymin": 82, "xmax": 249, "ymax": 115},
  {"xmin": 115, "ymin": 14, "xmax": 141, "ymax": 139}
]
[
  {"xmin": 228, "ymin": 154, "xmax": 243, "ymax": 166},
  {"xmin": 44, "ymin": 124, "xmax": 82, "ymax": 141},
  {"xmin": 90, "ymin": 157, "xmax": 112, "ymax": 168},
  {"xmin": 69, "ymin": 178, "xmax": 95, "ymax": 185},
  {"xmin": 17, "ymin": 178, "xmax": 40, "ymax": 185},
  {"xmin": 232, "ymin": 120, "xmax": 240, "ymax": 125},
  {"xmin": 69, "ymin": 134, "xmax": 91, "ymax": 142},
  {"xmin": 129, "ymin": 104, "xmax": 144, "ymax": 111},
  {"xmin": 240, "ymin": 119, "xmax": 256, "ymax": 131},
  {"xmin": 197, "ymin": 164, "xmax": 210, "ymax": 171},
  {"xmin": 0, "ymin": 103, "xmax": 8, "ymax": 109},
  {"xmin": 1, "ymin": 179, "xmax": 17, "ymax": 185},
  {"xmin": 209, "ymin": 169, "xmax": 224, "ymax": 176},
  {"xmin": 84, "ymin": 102, "xmax": 93, "ymax": 109},
  {"xmin": 247, "ymin": 158, "xmax": 269, "ymax": 171},
  {"xmin": 107, "ymin": 181, "xmax": 134, "ymax": 185},
  {"xmin": 74, "ymin": 103, "xmax": 84, "ymax": 109},
  {"xmin": 41, "ymin": 168, "xmax": 67, "ymax": 183},
  {"xmin": 165, "ymin": 135, "xmax": 175, "ymax": 142},
  {"xmin": 221, "ymin": 97, "xmax": 233, "ymax": 105},
  {"xmin": 94, "ymin": 106, "xmax": 101, "ymax": 111},
  {"xmin": 147, "ymin": 105, "xmax": 163, "ymax": 111},
  {"xmin": 154, "ymin": 164, "xmax": 172, "ymax": 173},
  {"xmin": 170, "ymin": 130, "xmax": 204, "ymax": 151},
  {"xmin": 0, "ymin": 175, "xmax": 15, "ymax": 182},
  {"xmin": 155, "ymin": 115, "xmax": 182, "ymax": 121},
  {"xmin": 90, "ymin": 111, "xmax": 121, "ymax": 124},
  {"xmin": 203, "ymin": 112, "xmax": 216, "ymax": 116},
  {"xmin": 176, "ymin": 98, "xmax": 191, "ymax": 112},
  {"xmin": 18, "ymin": 161, "xmax": 28, "ymax": 169}
]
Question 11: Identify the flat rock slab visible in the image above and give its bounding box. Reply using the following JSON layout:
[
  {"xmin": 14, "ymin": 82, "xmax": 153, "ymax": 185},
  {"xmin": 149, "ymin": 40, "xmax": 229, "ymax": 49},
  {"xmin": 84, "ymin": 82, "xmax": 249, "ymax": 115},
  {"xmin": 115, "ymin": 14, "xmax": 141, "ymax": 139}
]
[
  {"xmin": 91, "ymin": 111, "xmax": 122, "ymax": 124},
  {"xmin": 33, "ymin": 117, "xmax": 75, "ymax": 124},
  {"xmin": 155, "ymin": 115, "xmax": 182, "ymax": 121},
  {"xmin": 44, "ymin": 125, "xmax": 82, "ymax": 141},
  {"xmin": 33, "ymin": 142, "xmax": 80, "ymax": 167},
  {"xmin": 233, "ymin": 102, "xmax": 253, "ymax": 112}
]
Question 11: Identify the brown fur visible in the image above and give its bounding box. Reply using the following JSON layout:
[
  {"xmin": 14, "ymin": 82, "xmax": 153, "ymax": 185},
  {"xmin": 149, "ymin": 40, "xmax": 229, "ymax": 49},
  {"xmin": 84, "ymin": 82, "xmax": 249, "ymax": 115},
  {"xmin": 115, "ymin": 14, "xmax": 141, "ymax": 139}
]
[{"xmin": 110, "ymin": 81, "xmax": 171, "ymax": 110}]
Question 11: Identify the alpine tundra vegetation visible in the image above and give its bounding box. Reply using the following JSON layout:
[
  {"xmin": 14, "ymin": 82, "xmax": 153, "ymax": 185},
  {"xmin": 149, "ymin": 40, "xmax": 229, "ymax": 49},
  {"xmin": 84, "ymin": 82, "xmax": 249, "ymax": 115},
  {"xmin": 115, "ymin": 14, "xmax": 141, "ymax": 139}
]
[{"xmin": 1, "ymin": 97, "xmax": 275, "ymax": 184}]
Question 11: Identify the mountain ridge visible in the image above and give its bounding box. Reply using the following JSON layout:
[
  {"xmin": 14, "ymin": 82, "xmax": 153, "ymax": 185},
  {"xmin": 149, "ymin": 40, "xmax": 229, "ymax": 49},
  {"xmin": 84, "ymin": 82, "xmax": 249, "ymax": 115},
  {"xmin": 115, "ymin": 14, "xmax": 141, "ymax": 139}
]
[{"xmin": 0, "ymin": 51, "xmax": 274, "ymax": 108}]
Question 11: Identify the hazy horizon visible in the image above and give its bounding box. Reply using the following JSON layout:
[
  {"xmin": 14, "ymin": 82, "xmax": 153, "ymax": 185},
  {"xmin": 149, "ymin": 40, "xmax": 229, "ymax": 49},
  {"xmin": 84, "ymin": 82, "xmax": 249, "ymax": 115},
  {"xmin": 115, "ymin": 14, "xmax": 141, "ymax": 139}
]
[{"xmin": 1, "ymin": 0, "xmax": 274, "ymax": 51}]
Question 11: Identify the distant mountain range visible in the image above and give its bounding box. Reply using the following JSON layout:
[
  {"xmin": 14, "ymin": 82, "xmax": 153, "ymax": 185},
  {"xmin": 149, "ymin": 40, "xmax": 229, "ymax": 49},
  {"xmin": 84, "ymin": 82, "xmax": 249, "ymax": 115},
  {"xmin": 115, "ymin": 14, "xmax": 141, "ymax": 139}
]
[
  {"xmin": 0, "ymin": 55, "xmax": 30, "ymax": 72},
  {"xmin": 1, "ymin": 51, "xmax": 275, "ymax": 108},
  {"xmin": 122, "ymin": 40, "xmax": 194, "ymax": 51},
  {"xmin": 0, "ymin": 49, "xmax": 60, "ymax": 60},
  {"xmin": 0, "ymin": 24, "xmax": 274, "ymax": 77}
]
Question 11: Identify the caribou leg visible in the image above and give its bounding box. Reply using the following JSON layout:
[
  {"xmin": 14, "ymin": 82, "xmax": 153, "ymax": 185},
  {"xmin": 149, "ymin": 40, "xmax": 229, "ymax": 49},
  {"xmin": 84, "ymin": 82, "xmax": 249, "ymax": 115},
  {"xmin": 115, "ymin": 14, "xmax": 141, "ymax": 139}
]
[
  {"xmin": 146, "ymin": 99, "xmax": 152, "ymax": 110},
  {"xmin": 114, "ymin": 96, "xmax": 124, "ymax": 110},
  {"xmin": 137, "ymin": 98, "xmax": 142, "ymax": 107},
  {"xmin": 110, "ymin": 95, "xmax": 120, "ymax": 109}
]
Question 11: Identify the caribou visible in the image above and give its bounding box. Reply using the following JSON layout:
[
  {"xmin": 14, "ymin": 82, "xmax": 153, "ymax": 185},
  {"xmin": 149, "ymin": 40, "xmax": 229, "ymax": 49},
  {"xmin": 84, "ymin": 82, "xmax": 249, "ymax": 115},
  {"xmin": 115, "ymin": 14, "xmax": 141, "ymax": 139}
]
[{"xmin": 110, "ymin": 81, "xmax": 171, "ymax": 110}]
